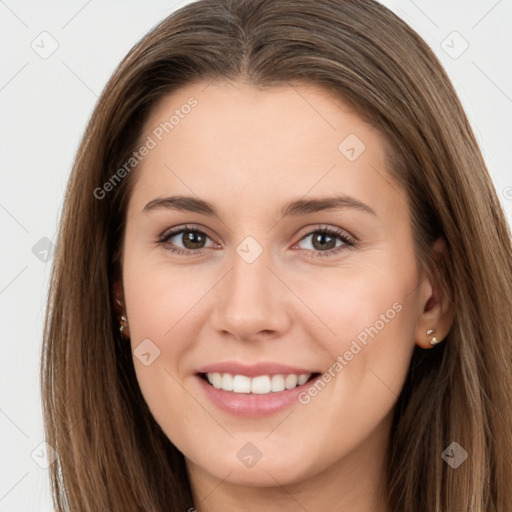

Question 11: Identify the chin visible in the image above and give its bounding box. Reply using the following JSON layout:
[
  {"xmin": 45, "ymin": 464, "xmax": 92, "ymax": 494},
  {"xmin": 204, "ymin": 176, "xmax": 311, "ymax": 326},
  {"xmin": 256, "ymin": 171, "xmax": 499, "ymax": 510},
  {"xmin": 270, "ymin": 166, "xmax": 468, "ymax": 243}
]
[{"xmin": 187, "ymin": 444, "xmax": 317, "ymax": 487}]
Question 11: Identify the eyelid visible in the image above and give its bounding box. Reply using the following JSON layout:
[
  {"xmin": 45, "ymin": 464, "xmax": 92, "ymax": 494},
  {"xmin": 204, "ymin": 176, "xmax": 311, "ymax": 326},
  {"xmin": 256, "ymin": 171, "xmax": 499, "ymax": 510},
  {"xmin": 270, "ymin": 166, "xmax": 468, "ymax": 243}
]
[
  {"xmin": 158, "ymin": 223, "xmax": 214, "ymax": 242},
  {"xmin": 294, "ymin": 223, "xmax": 356, "ymax": 242}
]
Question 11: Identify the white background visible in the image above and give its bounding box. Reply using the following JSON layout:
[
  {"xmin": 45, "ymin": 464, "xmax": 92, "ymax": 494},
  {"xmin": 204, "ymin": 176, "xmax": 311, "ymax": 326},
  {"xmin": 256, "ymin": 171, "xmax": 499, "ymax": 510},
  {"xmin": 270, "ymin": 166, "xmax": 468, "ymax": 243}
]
[{"xmin": 1, "ymin": 0, "xmax": 511, "ymax": 509}]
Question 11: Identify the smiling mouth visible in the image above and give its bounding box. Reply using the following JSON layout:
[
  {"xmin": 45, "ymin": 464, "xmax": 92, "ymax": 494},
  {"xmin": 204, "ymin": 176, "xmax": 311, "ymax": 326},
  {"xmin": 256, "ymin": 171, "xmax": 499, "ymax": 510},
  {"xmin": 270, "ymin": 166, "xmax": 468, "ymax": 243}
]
[{"xmin": 198, "ymin": 372, "xmax": 321, "ymax": 394}]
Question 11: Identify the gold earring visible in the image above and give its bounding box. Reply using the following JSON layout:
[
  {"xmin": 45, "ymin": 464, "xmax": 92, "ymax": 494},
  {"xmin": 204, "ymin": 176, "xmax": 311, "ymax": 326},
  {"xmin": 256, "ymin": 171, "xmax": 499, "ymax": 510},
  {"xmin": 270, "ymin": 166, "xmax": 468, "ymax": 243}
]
[
  {"xmin": 426, "ymin": 328, "xmax": 441, "ymax": 346},
  {"xmin": 120, "ymin": 315, "xmax": 129, "ymax": 336}
]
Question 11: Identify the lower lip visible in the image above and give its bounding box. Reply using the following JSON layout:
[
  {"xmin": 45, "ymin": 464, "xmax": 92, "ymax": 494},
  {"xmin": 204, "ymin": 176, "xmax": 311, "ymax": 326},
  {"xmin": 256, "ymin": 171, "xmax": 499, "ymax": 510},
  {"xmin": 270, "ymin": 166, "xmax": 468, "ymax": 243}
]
[{"xmin": 195, "ymin": 374, "xmax": 320, "ymax": 417}]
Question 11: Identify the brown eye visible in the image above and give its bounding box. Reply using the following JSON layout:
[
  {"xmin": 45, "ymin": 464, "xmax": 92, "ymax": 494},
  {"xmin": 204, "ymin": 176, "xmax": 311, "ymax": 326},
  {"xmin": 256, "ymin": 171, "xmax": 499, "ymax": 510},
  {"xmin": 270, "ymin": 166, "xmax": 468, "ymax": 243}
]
[
  {"xmin": 310, "ymin": 232, "xmax": 338, "ymax": 251},
  {"xmin": 159, "ymin": 225, "xmax": 216, "ymax": 254},
  {"xmin": 180, "ymin": 230, "xmax": 207, "ymax": 249},
  {"xmin": 295, "ymin": 227, "xmax": 355, "ymax": 257}
]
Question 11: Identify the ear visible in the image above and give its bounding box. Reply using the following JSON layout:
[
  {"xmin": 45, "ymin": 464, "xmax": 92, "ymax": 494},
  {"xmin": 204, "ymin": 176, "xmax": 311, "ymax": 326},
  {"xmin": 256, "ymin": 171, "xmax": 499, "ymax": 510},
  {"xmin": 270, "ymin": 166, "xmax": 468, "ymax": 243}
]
[{"xmin": 414, "ymin": 237, "xmax": 454, "ymax": 349}]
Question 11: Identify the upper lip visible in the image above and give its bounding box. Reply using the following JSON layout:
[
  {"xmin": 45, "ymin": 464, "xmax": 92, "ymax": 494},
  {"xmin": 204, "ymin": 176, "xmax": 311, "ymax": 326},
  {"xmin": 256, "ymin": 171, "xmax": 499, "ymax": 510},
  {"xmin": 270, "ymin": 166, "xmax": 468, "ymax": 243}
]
[{"xmin": 195, "ymin": 361, "xmax": 320, "ymax": 378}]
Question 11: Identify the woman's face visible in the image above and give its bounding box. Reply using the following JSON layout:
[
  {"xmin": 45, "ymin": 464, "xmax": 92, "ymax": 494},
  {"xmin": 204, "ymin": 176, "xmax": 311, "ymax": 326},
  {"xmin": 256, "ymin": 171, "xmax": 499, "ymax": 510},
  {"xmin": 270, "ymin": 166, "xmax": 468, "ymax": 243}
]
[{"xmin": 119, "ymin": 80, "xmax": 432, "ymax": 489}]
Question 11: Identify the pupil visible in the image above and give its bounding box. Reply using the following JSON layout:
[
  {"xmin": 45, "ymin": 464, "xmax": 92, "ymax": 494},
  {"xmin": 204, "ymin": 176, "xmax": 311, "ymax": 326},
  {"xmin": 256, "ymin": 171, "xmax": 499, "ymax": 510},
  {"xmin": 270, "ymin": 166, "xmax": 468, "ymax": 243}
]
[
  {"xmin": 183, "ymin": 231, "xmax": 205, "ymax": 249},
  {"xmin": 313, "ymin": 233, "xmax": 335, "ymax": 250}
]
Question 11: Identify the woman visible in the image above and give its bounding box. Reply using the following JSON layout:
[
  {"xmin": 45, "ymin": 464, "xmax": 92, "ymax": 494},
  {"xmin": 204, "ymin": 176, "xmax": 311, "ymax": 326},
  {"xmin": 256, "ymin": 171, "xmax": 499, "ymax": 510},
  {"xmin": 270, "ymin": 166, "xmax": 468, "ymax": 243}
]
[{"xmin": 41, "ymin": 0, "xmax": 512, "ymax": 510}]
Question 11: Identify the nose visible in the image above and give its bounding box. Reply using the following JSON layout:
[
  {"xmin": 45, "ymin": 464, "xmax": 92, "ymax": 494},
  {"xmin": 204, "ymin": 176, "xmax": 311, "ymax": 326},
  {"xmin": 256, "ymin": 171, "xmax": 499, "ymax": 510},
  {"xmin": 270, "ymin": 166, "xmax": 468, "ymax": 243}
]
[{"xmin": 210, "ymin": 249, "xmax": 292, "ymax": 342}]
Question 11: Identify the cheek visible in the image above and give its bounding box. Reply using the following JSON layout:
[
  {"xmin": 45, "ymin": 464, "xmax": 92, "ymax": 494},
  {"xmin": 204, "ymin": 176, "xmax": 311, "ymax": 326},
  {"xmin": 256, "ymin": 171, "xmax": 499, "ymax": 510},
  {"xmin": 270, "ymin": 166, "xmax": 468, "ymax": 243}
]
[
  {"xmin": 121, "ymin": 257, "xmax": 217, "ymax": 432},
  {"xmin": 123, "ymin": 253, "xmax": 213, "ymax": 342},
  {"xmin": 290, "ymin": 256, "xmax": 419, "ymax": 416},
  {"xmin": 283, "ymin": 269, "xmax": 418, "ymax": 470},
  {"xmin": 291, "ymin": 256, "xmax": 418, "ymax": 356}
]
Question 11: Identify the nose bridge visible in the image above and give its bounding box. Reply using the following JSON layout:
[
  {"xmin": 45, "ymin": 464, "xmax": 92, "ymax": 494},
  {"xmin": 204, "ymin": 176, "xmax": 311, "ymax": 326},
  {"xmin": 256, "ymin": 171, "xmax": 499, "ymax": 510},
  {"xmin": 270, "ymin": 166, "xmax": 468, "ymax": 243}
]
[
  {"xmin": 226, "ymin": 246, "xmax": 274, "ymax": 314},
  {"xmin": 211, "ymin": 242, "xmax": 290, "ymax": 339},
  {"xmin": 230, "ymin": 248, "xmax": 270, "ymax": 299}
]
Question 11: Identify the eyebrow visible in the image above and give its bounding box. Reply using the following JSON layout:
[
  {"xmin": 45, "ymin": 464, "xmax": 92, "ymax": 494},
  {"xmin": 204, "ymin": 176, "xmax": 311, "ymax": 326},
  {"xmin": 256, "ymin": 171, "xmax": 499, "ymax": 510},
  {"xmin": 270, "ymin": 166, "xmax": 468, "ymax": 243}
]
[{"xmin": 143, "ymin": 194, "xmax": 376, "ymax": 217}]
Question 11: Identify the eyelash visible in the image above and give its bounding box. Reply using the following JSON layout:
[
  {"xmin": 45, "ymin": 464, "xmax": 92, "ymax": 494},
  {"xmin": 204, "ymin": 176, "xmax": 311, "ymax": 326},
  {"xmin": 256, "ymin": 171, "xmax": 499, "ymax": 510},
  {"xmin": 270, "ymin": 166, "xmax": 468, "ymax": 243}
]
[{"xmin": 157, "ymin": 224, "xmax": 356, "ymax": 258}]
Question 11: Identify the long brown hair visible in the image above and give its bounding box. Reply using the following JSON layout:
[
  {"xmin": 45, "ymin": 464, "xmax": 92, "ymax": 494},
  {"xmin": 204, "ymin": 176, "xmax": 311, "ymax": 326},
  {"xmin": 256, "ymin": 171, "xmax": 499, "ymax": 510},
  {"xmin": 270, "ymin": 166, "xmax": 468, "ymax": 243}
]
[{"xmin": 41, "ymin": 0, "xmax": 512, "ymax": 510}]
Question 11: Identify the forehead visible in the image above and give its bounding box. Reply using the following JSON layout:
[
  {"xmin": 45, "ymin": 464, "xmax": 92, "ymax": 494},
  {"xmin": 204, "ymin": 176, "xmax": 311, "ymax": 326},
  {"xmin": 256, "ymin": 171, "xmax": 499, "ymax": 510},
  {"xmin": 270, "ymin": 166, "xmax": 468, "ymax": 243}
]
[{"xmin": 127, "ymin": 79, "xmax": 403, "ymax": 219}]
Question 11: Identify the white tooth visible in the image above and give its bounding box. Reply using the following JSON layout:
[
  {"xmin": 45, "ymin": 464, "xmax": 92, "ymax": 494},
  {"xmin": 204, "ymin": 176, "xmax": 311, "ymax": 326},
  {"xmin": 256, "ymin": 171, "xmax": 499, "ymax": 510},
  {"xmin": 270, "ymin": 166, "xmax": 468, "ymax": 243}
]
[
  {"xmin": 284, "ymin": 374, "xmax": 298, "ymax": 389},
  {"xmin": 297, "ymin": 373, "xmax": 311, "ymax": 386},
  {"xmin": 270, "ymin": 374, "xmax": 285, "ymax": 392},
  {"xmin": 251, "ymin": 375, "xmax": 271, "ymax": 394},
  {"xmin": 212, "ymin": 372, "xmax": 222, "ymax": 389},
  {"xmin": 221, "ymin": 373, "xmax": 234, "ymax": 391},
  {"xmin": 233, "ymin": 375, "xmax": 251, "ymax": 393},
  {"xmin": 207, "ymin": 372, "xmax": 310, "ymax": 393}
]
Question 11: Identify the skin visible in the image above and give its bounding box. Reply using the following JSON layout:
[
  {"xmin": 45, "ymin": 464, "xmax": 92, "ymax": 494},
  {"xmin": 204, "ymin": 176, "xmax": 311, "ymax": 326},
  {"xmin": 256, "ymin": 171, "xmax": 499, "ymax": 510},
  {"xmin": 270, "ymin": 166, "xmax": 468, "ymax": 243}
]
[{"xmin": 115, "ymin": 79, "xmax": 453, "ymax": 512}]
